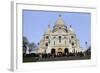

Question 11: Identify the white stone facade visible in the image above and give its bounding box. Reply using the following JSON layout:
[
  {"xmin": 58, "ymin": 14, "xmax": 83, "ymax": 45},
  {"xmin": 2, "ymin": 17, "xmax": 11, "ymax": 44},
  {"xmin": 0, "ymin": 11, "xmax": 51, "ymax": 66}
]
[{"xmin": 38, "ymin": 15, "xmax": 81, "ymax": 55}]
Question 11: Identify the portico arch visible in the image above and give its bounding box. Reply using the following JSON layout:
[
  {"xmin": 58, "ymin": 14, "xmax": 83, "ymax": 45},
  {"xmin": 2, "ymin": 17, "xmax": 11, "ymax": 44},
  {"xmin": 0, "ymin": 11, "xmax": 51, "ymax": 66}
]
[
  {"xmin": 58, "ymin": 48, "xmax": 62, "ymax": 53},
  {"xmin": 64, "ymin": 48, "xmax": 69, "ymax": 54},
  {"xmin": 51, "ymin": 48, "xmax": 56, "ymax": 54}
]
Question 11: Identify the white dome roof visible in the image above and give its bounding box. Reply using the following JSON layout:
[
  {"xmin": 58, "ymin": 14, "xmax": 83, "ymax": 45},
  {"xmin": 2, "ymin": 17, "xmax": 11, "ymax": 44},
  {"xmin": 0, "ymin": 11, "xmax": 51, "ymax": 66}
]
[
  {"xmin": 69, "ymin": 26, "xmax": 75, "ymax": 34},
  {"xmin": 55, "ymin": 15, "xmax": 65, "ymax": 26},
  {"xmin": 45, "ymin": 25, "xmax": 51, "ymax": 34}
]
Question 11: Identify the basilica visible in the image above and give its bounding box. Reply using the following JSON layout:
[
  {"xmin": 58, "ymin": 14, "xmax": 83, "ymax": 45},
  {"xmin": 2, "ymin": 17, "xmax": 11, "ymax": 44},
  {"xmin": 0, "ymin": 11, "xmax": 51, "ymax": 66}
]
[{"xmin": 38, "ymin": 15, "xmax": 81, "ymax": 55}]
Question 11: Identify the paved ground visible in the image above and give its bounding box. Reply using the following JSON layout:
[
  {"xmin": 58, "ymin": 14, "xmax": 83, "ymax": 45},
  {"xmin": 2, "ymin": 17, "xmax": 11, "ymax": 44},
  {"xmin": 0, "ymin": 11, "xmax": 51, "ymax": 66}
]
[
  {"xmin": 37, "ymin": 56, "xmax": 90, "ymax": 62},
  {"xmin": 23, "ymin": 55, "xmax": 90, "ymax": 63}
]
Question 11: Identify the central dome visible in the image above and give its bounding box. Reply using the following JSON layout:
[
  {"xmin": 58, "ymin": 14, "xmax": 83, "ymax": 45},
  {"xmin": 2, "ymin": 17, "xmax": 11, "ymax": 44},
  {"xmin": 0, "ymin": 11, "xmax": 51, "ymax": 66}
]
[
  {"xmin": 53, "ymin": 15, "xmax": 68, "ymax": 33},
  {"xmin": 55, "ymin": 15, "xmax": 65, "ymax": 26}
]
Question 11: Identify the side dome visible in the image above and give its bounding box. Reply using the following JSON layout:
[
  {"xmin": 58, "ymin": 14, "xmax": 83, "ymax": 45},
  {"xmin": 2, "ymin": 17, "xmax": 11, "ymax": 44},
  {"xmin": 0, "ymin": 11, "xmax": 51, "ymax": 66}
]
[
  {"xmin": 68, "ymin": 25, "xmax": 75, "ymax": 34},
  {"xmin": 44, "ymin": 25, "xmax": 51, "ymax": 34}
]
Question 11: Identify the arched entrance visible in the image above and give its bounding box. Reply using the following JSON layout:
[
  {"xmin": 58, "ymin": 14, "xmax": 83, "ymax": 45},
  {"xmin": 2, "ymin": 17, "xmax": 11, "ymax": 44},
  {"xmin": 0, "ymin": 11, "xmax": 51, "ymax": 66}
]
[
  {"xmin": 64, "ymin": 48, "xmax": 69, "ymax": 54},
  {"xmin": 51, "ymin": 48, "xmax": 56, "ymax": 54},
  {"xmin": 58, "ymin": 48, "xmax": 62, "ymax": 53},
  {"xmin": 57, "ymin": 48, "xmax": 63, "ymax": 56}
]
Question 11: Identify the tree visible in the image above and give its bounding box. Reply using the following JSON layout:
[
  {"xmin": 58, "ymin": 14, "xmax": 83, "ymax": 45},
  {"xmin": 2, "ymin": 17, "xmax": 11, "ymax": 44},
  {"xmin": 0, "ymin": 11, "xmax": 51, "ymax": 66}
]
[
  {"xmin": 23, "ymin": 36, "xmax": 29, "ymax": 55},
  {"xmin": 29, "ymin": 42, "xmax": 37, "ymax": 54}
]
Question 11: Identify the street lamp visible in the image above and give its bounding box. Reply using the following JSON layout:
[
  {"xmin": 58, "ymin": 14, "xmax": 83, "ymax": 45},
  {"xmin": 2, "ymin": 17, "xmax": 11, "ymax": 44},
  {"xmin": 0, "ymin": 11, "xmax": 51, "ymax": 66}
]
[{"xmin": 85, "ymin": 41, "xmax": 87, "ymax": 49}]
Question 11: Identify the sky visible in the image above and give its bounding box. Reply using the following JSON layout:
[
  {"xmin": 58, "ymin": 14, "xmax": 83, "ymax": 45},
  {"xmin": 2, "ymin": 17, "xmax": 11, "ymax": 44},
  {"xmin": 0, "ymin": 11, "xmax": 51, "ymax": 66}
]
[{"xmin": 23, "ymin": 10, "xmax": 91, "ymax": 49}]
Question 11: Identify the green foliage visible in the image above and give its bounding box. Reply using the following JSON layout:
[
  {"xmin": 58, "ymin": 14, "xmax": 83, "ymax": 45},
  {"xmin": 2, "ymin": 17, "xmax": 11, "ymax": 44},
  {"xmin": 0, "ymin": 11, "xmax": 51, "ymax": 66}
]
[
  {"xmin": 29, "ymin": 42, "xmax": 37, "ymax": 52},
  {"xmin": 23, "ymin": 36, "xmax": 37, "ymax": 54},
  {"xmin": 23, "ymin": 36, "xmax": 29, "ymax": 54},
  {"xmin": 23, "ymin": 36, "xmax": 29, "ymax": 46}
]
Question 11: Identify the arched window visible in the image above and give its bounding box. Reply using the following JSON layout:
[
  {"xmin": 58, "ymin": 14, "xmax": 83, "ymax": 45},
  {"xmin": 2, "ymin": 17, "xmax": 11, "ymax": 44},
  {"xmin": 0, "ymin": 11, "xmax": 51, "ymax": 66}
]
[
  {"xmin": 71, "ymin": 36, "xmax": 74, "ymax": 39},
  {"xmin": 45, "ymin": 43, "xmax": 48, "ymax": 47},
  {"xmin": 72, "ymin": 42, "xmax": 74, "ymax": 46},
  {"xmin": 46, "ymin": 36, "xmax": 49, "ymax": 39},
  {"xmin": 51, "ymin": 48, "xmax": 56, "ymax": 54},
  {"xmin": 59, "ymin": 36, "xmax": 61, "ymax": 43},
  {"xmin": 64, "ymin": 48, "xmax": 69, "ymax": 54},
  {"xmin": 59, "ymin": 27, "xmax": 61, "ymax": 29}
]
